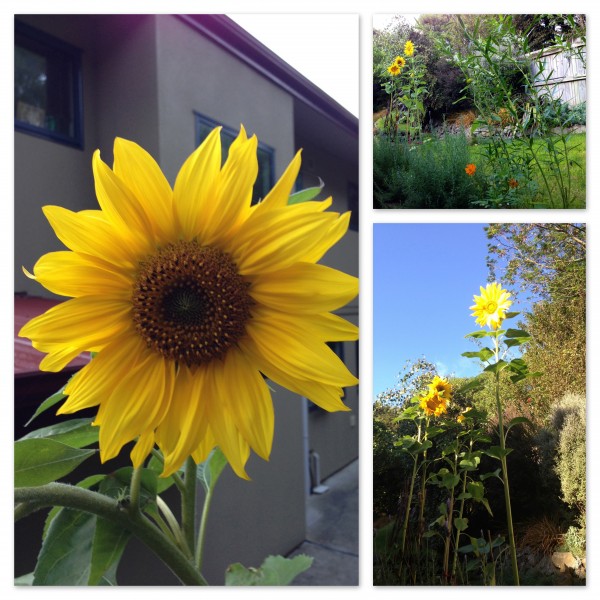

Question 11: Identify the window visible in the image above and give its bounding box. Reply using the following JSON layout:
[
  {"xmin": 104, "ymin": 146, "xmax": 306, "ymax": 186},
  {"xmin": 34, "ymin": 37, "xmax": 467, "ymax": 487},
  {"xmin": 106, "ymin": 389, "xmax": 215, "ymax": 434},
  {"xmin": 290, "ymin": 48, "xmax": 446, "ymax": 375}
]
[
  {"xmin": 14, "ymin": 20, "xmax": 83, "ymax": 148},
  {"xmin": 195, "ymin": 113, "xmax": 274, "ymax": 204}
]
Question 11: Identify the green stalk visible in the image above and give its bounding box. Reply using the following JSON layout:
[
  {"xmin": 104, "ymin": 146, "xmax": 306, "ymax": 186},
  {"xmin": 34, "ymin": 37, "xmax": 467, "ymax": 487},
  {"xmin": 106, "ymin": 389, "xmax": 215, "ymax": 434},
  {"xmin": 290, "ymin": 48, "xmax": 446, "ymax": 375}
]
[
  {"xmin": 195, "ymin": 481, "xmax": 216, "ymax": 571},
  {"xmin": 181, "ymin": 457, "xmax": 197, "ymax": 556},
  {"xmin": 493, "ymin": 336, "xmax": 520, "ymax": 585},
  {"xmin": 129, "ymin": 465, "xmax": 144, "ymax": 515},
  {"xmin": 452, "ymin": 437, "xmax": 472, "ymax": 580},
  {"xmin": 417, "ymin": 418, "xmax": 430, "ymax": 538},
  {"xmin": 442, "ymin": 451, "xmax": 458, "ymax": 583},
  {"xmin": 15, "ymin": 483, "xmax": 207, "ymax": 586},
  {"xmin": 400, "ymin": 420, "xmax": 422, "ymax": 555}
]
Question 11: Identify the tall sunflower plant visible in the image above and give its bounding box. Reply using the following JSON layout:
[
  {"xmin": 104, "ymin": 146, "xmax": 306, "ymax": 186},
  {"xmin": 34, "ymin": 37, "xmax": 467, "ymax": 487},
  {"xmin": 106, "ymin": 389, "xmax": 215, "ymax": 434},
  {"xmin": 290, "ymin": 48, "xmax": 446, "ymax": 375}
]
[
  {"xmin": 376, "ymin": 40, "xmax": 427, "ymax": 142},
  {"xmin": 459, "ymin": 282, "xmax": 541, "ymax": 586},
  {"xmin": 15, "ymin": 126, "xmax": 359, "ymax": 586}
]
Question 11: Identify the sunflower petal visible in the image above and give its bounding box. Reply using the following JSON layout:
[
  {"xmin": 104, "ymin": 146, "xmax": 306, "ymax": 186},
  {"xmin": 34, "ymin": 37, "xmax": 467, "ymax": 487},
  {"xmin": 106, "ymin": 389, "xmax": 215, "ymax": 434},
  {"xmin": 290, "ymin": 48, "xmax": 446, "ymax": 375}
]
[
  {"xmin": 113, "ymin": 138, "xmax": 175, "ymax": 243},
  {"xmin": 174, "ymin": 127, "xmax": 222, "ymax": 240}
]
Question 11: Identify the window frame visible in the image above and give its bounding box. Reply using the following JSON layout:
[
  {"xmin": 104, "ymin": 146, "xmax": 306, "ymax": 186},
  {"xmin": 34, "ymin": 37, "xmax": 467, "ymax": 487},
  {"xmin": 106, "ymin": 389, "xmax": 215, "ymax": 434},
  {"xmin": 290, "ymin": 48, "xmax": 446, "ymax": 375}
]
[{"xmin": 14, "ymin": 20, "xmax": 84, "ymax": 149}]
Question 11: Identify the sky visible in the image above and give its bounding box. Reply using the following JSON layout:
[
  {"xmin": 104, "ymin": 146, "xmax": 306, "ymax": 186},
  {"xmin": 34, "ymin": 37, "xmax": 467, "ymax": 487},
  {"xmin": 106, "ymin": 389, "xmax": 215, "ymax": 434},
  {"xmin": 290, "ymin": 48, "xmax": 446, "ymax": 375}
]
[
  {"xmin": 229, "ymin": 14, "xmax": 359, "ymax": 117},
  {"xmin": 373, "ymin": 223, "xmax": 530, "ymax": 399}
]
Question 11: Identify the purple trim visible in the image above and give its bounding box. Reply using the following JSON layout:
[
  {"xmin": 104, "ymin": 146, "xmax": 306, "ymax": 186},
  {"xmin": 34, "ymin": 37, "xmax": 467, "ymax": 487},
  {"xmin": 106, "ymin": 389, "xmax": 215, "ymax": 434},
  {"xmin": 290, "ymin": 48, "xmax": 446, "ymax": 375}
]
[{"xmin": 177, "ymin": 14, "xmax": 358, "ymax": 137}]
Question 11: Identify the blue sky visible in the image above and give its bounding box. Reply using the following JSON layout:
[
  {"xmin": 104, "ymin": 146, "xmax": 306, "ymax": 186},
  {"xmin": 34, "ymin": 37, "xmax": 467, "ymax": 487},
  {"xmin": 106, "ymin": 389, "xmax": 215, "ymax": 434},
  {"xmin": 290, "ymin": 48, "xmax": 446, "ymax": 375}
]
[{"xmin": 373, "ymin": 223, "xmax": 528, "ymax": 398}]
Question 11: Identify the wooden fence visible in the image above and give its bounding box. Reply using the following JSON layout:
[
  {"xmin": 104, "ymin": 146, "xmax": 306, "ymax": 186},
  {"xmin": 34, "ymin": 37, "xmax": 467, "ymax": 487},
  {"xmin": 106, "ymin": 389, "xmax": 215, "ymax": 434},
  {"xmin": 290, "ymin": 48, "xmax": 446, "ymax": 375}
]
[{"xmin": 529, "ymin": 42, "xmax": 586, "ymax": 106}]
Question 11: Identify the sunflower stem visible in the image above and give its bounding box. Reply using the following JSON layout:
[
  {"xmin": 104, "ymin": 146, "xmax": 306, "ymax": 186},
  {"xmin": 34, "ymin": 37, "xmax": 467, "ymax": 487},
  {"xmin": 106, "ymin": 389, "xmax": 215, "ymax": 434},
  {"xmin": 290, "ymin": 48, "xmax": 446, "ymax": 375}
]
[
  {"xmin": 493, "ymin": 336, "xmax": 520, "ymax": 585},
  {"xmin": 15, "ymin": 483, "xmax": 207, "ymax": 585},
  {"xmin": 129, "ymin": 465, "xmax": 144, "ymax": 515},
  {"xmin": 181, "ymin": 457, "xmax": 197, "ymax": 556},
  {"xmin": 195, "ymin": 481, "xmax": 215, "ymax": 571}
]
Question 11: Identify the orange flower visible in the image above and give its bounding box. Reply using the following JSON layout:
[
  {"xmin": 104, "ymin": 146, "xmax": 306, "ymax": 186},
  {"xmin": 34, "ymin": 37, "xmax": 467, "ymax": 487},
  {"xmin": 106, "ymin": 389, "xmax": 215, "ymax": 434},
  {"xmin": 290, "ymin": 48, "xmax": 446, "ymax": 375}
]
[
  {"xmin": 465, "ymin": 163, "xmax": 477, "ymax": 176},
  {"xmin": 508, "ymin": 178, "xmax": 519, "ymax": 188}
]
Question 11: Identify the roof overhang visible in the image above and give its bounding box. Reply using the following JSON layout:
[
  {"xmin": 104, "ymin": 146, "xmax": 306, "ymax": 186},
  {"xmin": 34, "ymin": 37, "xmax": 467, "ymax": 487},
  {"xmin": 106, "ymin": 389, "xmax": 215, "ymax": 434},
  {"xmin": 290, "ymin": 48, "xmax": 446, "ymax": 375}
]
[{"xmin": 177, "ymin": 14, "xmax": 358, "ymax": 138}]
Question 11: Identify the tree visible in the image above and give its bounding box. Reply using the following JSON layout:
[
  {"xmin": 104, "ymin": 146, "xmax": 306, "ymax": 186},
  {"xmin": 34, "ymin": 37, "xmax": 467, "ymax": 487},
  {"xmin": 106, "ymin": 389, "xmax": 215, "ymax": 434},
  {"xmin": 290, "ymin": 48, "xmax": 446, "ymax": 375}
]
[
  {"xmin": 485, "ymin": 223, "xmax": 586, "ymax": 411},
  {"xmin": 513, "ymin": 14, "xmax": 586, "ymax": 51},
  {"xmin": 485, "ymin": 223, "xmax": 586, "ymax": 301}
]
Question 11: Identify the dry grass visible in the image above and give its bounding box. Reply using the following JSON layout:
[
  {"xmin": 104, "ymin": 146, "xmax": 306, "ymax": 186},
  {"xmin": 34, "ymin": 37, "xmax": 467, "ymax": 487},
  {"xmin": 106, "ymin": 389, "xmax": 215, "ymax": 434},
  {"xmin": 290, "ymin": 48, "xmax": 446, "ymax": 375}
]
[{"xmin": 519, "ymin": 516, "xmax": 563, "ymax": 555}]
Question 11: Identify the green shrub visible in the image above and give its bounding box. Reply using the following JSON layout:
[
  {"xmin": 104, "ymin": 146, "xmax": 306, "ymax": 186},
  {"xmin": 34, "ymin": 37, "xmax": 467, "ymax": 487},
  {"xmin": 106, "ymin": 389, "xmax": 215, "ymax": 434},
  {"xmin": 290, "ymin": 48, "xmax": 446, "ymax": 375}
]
[
  {"xmin": 563, "ymin": 521, "xmax": 586, "ymax": 558},
  {"xmin": 554, "ymin": 392, "xmax": 586, "ymax": 511},
  {"xmin": 373, "ymin": 134, "xmax": 486, "ymax": 208}
]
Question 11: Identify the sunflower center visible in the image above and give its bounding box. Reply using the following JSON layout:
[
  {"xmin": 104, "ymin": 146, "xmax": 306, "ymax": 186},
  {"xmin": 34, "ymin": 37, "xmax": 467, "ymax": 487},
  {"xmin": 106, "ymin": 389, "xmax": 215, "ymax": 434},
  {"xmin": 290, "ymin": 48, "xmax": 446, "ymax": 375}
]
[
  {"xmin": 485, "ymin": 301, "xmax": 498, "ymax": 314},
  {"xmin": 132, "ymin": 241, "xmax": 253, "ymax": 367}
]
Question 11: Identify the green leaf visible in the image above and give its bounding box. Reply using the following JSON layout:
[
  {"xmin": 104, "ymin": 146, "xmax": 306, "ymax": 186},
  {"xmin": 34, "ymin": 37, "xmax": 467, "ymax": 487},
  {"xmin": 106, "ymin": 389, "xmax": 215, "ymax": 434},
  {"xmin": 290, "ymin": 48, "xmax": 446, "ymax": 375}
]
[
  {"xmin": 506, "ymin": 416, "xmax": 532, "ymax": 432},
  {"xmin": 480, "ymin": 468, "xmax": 501, "ymax": 481},
  {"xmin": 99, "ymin": 467, "xmax": 158, "ymax": 509},
  {"xmin": 19, "ymin": 418, "xmax": 98, "ymax": 449},
  {"xmin": 88, "ymin": 517, "xmax": 131, "ymax": 585},
  {"xmin": 287, "ymin": 179, "xmax": 324, "ymax": 205},
  {"xmin": 442, "ymin": 473, "xmax": 461, "ymax": 490},
  {"xmin": 456, "ymin": 378, "xmax": 485, "ymax": 394},
  {"xmin": 14, "ymin": 439, "xmax": 95, "ymax": 487},
  {"xmin": 483, "ymin": 360, "xmax": 508, "ymax": 374},
  {"xmin": 14, "ymin": 573, "xmax": 34, "ymax": 585},
  {"xmin": 484, "ymin": 446, "xmax": 513, "ymax": 460},
  {"xmin": 25, "ymin": 386, "xmax": 67, "ymax": 426},
  {"xmin": 147, "ymin": 454, "xmax": 176, "ymax": 494},
  {"xmin": 465, "ymin": 330, "xmax": 492, "ymax": 339},
  {"xmin": 467, "ymin": 481, "xmax": 485, "ymax": 501},
  {"xmin": 225, "ymin": 554, "xmax": 313, "ymax": 586},
  {"xmin": 33, "ymin": 508, "xmax": 95, "ymax": 585},
  {"xmin": 459, "ymin": 454, "xmax": 481, "ymax": 471},
  {"xmin": 504, "ymin": 311, "xmax": 520, "ymax": 319},
  {"xmin": 505, "ymin": 329, "xmax": 531, "ymax": 340},
  {"xmin": 454, "ymin": 517, "xmax": 469, "ymax": 532},
  {"xmin": 197, "ymin": 447, "xmax": 228, "ymax": 493},
  {"xmin": 461, "ymin": 347, "xmax": 494, "ymax": 361}
]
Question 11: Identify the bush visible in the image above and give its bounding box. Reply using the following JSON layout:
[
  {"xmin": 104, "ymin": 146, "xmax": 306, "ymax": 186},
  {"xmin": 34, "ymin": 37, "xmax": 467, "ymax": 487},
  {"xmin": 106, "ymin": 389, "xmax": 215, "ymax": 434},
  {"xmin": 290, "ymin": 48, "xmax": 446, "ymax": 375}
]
[
  {"xmin": 553, "ymin": 392, "xmax": 586, "ymax": 511},
  {"xmin": 373, "ymin": 134, "xmax": 486, "ymax": 208}
]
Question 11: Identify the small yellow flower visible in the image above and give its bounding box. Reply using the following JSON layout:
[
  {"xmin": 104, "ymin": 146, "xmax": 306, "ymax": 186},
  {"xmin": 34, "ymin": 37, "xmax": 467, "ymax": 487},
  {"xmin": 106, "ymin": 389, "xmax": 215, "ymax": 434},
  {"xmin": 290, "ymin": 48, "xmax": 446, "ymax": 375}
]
[
  {"xmin": 394, "ymin": 55, "xmax": 406, "ymax": 69},
  {"xmin": 404, "ymin": 40, "xmax": 415, "ymax": 56},
  {"xmin": 388, "ymin": 63, "xmax": 401, "ymax": 76},
  {"xmin": 470, "ymin": 282, "xmax": 513, "ymax": 330},
  {"xmin": 457, "ymin": 414, "xmax": 466, "ymax": 424},
  {"xmin": 465, "ymin": 163, "xmax": 477, "ymax": 176}
]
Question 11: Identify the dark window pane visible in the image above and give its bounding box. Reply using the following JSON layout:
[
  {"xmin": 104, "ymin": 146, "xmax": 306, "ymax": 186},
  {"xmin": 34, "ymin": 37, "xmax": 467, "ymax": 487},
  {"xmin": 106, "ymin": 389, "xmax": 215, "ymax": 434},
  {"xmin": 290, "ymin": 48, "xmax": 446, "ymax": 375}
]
[{"xmin": 14, "ymin": 20, "xmax": 83, "ymax": 148}]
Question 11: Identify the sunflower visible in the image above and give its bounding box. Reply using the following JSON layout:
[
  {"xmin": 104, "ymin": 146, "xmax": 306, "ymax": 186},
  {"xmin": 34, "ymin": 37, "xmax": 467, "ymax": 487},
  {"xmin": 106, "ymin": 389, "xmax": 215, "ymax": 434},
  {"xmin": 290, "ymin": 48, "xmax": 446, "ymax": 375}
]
[
  {"xmin": 470, "ymin": 282, "xmax": 512, "ymax": 330},
  {"xmin": 19, "ymin": 126, "xmax": 359, "ymax": 479},
  {"xmin": 404, "ymin": 40, "xmax": 415, "ymax": 57},
  {"xmin": 428, "ymin": 375, "xmax": 452, "ymax": 403},
  {"xmin": 419, "ymin": 390, "xmax": 448, "ymax": 417},
  {"xmin": 508, "ymin": 178, "xmax": 519, "ymax": 189},
  {"xmin": 394, "ymin": 55, "xmax": 406, "ymax": 68},
  {"xmin": 388, "ymin": 62, "xmax": 401, "ymax": 76},
  {"xmin": 465, "ymin": 163, "xmax": 477, "ymax": 176}
]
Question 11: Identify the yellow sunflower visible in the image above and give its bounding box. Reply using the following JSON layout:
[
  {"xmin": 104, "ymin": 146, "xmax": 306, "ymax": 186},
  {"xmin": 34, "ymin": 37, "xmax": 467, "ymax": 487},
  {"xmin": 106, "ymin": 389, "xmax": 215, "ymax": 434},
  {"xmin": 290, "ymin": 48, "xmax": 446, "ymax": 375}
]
[
  {"xmin": 470, "ymin": 282, "xmax": 512, "ymax": 330},
  {"xmin": 419, "ymin": 390, "xmax": 448, "ymax": 417},
  {"xmin": 404, "ymin": 40, "xmax": 415, "ymax": 57},
  {"xmin": 19, "ymin": 126, "xmax": 359, "ymax": 480},
  {"xmin": 388, "ymin": 63, "xmax": 401, "ymax": 76},
  {"xmin": 428, "ymin": 375, "xmax": 453, "ymax": 402},
  {"xmin": 394, "ymin": 55, "xmax": 406, "ymax": 69}
]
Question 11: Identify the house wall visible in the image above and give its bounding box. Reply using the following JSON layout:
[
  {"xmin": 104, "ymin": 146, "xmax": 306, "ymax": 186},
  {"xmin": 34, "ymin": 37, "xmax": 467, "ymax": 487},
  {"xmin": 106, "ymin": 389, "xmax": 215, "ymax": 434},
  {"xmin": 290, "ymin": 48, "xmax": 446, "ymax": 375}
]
[{"xmin": 154, "ymin": 15, "xmax": 295, "ymax": 185}]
